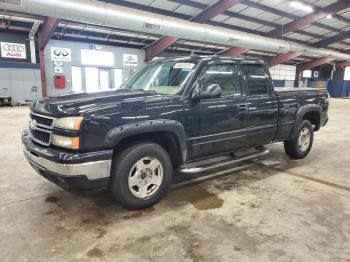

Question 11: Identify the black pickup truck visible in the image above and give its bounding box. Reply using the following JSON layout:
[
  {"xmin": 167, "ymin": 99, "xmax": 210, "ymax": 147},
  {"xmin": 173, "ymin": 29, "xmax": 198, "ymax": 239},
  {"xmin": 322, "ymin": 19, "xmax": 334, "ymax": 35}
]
[{"xmin": 22, "ymin": 56, "xmax": 329, "ymax": 209}]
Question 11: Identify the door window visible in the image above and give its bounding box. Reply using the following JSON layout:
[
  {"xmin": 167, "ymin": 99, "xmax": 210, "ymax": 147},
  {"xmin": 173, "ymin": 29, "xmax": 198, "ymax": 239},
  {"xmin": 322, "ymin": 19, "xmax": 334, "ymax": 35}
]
[
  {"xmin": 201, "ymin": 64, "xmax": 241, "ymax": 96},
  {"xmin": 242, "ymin": 64, "xmax": 271, "ymax": 96}
]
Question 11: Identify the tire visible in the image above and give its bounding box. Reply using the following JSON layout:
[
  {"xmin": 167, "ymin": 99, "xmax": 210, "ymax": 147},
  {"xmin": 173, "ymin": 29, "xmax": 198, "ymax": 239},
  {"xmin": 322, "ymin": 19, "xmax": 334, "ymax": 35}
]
[
  {"xmin": 110, "ymin": 142, "xmax": 172, "ymax": 210},
  {"xmin": 284, "ymin": 120, "xmax": 314, "ymax": 159}
]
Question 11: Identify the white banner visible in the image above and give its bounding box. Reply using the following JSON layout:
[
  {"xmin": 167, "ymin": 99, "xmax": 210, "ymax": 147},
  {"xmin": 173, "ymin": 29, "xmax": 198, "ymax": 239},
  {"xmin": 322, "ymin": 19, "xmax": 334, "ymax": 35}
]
[
  {"xmin": 123, "ymin": 54, "xmax": 138, "ymax": 67},
  {"xmin": 1, "ymin": 42, "xmax": 26, "ymax": 59},
  {"xmin": 51, "ymin": 47, "xmax": 72, "ymax": 62}
]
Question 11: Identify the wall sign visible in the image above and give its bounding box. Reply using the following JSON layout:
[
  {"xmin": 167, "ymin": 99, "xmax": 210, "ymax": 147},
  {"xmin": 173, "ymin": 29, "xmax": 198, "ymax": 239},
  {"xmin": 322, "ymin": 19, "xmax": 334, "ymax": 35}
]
[
  {"xmin": 51, "ymin": 47, "xmax": 71, "ymax": 62},
  {"xmin": 54, "ymin": 65, "xmax": 63, "ymax": 74},
  {"xmin": 89, "ymin": 44, "xmax": 103, "ymax": 50},
  {"xmin": 0, "ymin": 42, "xmax": 27, "ymax": 59},
  {"xmin": 123, "ymin": 54, "xmax": 138, "ymax": 67}
]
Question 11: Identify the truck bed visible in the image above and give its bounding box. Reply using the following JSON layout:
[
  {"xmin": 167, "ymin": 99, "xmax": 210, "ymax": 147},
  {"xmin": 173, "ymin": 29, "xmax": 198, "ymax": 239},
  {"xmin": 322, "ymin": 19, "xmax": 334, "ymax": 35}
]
[
  {"xmin": 274, "ymin": 87, "xmax": 328, "ymax": 93},
  {"xmin": 272, "ymin": 86, "xmax": 329, "ymax": 142}
]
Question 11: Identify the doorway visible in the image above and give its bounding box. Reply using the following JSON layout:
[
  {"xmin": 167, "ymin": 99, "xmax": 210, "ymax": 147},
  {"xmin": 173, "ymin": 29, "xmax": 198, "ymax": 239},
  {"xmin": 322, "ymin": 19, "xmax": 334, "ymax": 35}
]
[
  {"xmin": 72, "ymin": 67, "xmax": 123, "ymax": 93},
  {"xmin": 85, "ymin": 67, "xmax": 112, "ymax": 93}
]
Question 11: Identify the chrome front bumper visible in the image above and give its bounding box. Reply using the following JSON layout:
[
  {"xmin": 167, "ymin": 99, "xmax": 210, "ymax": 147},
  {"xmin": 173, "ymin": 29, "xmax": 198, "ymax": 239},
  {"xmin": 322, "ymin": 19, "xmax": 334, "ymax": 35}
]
[{"xmin": 23, "ymin": 147, "xmax": 112, "ymax": 180}]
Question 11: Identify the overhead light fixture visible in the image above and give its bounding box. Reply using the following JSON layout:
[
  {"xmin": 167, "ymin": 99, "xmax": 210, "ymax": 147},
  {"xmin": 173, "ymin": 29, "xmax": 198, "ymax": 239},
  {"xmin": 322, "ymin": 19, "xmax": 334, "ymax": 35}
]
[
  {"xmin": 290, "ymin": 1, "xmax": 313, "ymax": 12},
  {"xmin": 326, "ymin": 14, "xmax": 332, "ymax": 19}
]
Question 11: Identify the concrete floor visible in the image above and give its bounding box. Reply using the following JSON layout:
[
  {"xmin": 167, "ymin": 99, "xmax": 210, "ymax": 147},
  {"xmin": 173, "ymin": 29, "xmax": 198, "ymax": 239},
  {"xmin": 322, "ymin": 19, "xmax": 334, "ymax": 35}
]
[{"xmin": 1, "ymin": 98, "xmax": 350, "ymax": 261}]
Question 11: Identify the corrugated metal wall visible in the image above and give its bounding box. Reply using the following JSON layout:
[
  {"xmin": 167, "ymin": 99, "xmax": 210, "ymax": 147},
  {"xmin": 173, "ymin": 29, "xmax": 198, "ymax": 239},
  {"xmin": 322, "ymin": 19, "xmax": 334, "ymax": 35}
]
[{"xmin": 0, "ymin": 68, "xmax": 42, "ymax": 104}]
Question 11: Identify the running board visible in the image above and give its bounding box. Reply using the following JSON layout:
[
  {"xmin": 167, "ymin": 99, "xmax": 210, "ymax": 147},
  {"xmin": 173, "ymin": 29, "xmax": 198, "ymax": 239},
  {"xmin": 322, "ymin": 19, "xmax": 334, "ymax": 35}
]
[{"xmin": 177, "ymin": 148, "xmax": 269, "ymax": 174}]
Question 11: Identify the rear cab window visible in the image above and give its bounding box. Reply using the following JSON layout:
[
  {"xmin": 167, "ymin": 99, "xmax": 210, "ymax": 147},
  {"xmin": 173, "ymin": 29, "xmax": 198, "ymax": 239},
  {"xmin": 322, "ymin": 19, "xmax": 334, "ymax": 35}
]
[{"xmin": 241, "ymin": 63, "xmax": 272, "ymax": 96}]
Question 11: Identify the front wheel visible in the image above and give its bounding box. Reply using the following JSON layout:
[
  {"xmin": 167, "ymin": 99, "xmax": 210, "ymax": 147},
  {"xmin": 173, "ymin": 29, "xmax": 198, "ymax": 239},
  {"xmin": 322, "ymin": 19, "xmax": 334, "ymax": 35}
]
[
  {"xmin": 284, "ymin": 120, "xmax": 314, "ymax": 159},
  {"xmin": 110, "ymin": 142, "xmax": 172, "ymax": 210}
]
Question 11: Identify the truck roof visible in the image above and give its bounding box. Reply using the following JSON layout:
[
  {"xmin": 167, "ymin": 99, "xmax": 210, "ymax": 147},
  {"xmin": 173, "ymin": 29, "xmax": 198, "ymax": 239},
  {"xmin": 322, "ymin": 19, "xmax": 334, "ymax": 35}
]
[{"xmin": 152, "ymin": 55, "xmax": 265, "ymax": 64}]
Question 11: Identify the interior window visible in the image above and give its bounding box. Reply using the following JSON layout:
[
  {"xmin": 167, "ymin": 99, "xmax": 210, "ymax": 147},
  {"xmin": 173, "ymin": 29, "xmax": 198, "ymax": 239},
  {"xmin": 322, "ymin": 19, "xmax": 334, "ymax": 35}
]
[
  {"xmin": 201, "ymin": 64, "xmax": 241, "ymax": 97},
  {"xmin": 242, "ymin": 64, "xmax": 270, "ymax": 96}
]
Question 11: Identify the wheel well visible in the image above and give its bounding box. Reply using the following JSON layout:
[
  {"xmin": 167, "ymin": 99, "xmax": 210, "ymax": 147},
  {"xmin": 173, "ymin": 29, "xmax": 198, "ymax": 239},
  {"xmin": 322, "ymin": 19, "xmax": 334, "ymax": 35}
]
[
  {"xmin": 114, "ymin": 131, "xmax": 183, "ymax": 167},
  {"xmin": 303, "ymin": 111, "xmax": 321, "ymax": 131}
]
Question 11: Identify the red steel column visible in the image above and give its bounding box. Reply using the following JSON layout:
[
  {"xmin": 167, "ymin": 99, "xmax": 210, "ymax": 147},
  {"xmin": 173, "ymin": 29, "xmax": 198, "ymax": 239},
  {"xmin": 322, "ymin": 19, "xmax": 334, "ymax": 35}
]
[
  {"xmin": 294, "ymin": 67, "xmax": 301, "ymax": 87},
  {"xmin": 294, "ymin": 57, "xmax": 334, "ymax": 87},
  {"xmin": 38, "ymin": 17, "xmax": 59, "ymax": 97},
  {"xmin": 39, "ymin": 50, "xmax": 48, "ymax": 97}
]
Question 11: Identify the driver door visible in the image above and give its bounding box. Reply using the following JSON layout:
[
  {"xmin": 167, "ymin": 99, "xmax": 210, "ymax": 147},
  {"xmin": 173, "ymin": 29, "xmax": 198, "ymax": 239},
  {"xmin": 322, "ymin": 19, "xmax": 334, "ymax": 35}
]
[{"xmin": 187, "ymin": 62, "xmax": 248, "ymax": 159}]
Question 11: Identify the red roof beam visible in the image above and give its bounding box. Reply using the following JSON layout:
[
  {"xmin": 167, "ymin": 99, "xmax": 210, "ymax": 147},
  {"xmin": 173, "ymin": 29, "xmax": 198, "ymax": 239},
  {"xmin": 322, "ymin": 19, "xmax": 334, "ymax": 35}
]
[
  {"xmin": 38, "ymin": 17, "xmax": 60, "ymax": 50},
  {"xmin": 336, "ymin": 61, "xmax": 350, "ymax": 69},
  {"xmin": 222, "ymin": 0, "xmax": 350, "ymax": 60},
  {"xmin": 268, "ymin": 0, "xmax": 350, "ymax": 38},
  {"xmin": 145, "ymin": 36, "xmax": 178, "ymax": 62},
  {"xmin": 298, "ymin": 57, "xmax": 335, "ymax": 71},
  {"xmin": 145, "ymin": 0, "xmax": 242, "ymax": 61},
  {"xmin": 267, "ymin": 52, "xmax": 301, "ymax": 68},
  {"xmin": 192, "ymin": 0, "xmax": 242, "ymax": 23},
  {"xmin": 220, "ymin": 47, "xmax": 250, "ymax": 57}
]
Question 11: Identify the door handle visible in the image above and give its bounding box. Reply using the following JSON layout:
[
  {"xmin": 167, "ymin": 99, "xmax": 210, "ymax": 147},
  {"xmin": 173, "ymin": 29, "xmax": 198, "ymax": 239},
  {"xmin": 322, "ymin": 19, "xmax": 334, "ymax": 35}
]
[{"xmin": 237, "ymin": 103, "xmax": 249, "ymax": 111}]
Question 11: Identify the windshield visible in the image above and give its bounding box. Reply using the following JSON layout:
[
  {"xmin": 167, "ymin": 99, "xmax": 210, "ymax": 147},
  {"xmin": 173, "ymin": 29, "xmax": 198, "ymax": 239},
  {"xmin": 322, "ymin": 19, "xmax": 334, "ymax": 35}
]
[{"xmin": 121, "ymin": 60, "xmax": 199, "ymax": 95}]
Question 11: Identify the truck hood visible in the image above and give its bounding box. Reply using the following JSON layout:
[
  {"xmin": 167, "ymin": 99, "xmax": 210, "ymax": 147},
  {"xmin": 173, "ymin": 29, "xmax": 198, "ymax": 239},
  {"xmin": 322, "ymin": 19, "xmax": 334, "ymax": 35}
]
[{"xmin": 30, "ymin": 89, "xmax": 166, "ymax": 117}]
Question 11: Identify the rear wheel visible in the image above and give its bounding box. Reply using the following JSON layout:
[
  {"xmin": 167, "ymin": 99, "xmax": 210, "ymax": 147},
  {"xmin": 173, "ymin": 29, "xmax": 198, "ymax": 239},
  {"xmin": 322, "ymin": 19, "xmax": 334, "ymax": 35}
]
[
  {"xmin": 110, "ymin": 142, "xmax": 172, "ymax": 210},
  {"xmin": 284, "ymin": 120, "xmax": 314, "ymax": 159}
]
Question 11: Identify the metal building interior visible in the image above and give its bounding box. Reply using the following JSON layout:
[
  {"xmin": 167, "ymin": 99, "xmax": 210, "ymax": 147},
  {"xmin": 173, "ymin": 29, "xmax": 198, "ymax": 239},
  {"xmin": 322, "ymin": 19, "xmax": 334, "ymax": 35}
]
[{"xmin": 1, "ymin": 0, "xmax": 350, "ymax": 261}]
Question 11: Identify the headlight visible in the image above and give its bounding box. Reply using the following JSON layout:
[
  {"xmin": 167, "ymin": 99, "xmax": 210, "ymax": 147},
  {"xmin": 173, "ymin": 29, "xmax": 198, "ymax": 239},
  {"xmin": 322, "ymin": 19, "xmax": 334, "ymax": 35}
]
[
  {"xmin": 54, "ymin": 117, "xmax": 83, "ymax": 131},
  {"xmin": 52, "ymin": 134, "xmax": 80, "ymax": 150}
]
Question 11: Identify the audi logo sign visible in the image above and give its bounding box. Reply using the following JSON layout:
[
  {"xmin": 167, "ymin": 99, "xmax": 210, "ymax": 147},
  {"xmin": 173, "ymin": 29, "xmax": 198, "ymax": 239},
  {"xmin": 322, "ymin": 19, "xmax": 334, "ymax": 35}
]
[
  {"xmin": 0, "ymin": 42, "xmax": 27, "ymax": 59},
  {"xmin": 51, "ymin": 47, "xmax": 72, "ymax": 62},
  {"xmin": 123, "ymin": 54, "xmax": 138, "ymax": 67},
  {"xmin": 3, "ymin": 44, "xmax": 25, "ymax": 52}
]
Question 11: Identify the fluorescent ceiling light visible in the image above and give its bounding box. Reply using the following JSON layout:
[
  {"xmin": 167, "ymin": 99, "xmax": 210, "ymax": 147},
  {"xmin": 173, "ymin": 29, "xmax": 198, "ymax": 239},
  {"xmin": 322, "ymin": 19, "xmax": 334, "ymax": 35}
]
[{"xmin": 290, "ymin": 1, "xmax": 313, "ymax": 12}]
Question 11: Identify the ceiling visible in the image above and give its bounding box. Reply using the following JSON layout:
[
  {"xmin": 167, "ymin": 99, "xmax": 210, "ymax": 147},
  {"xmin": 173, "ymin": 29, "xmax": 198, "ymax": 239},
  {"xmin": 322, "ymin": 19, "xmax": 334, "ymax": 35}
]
[{"xmin": 1, "ymin": 0, "xmax": 350, "ymax": 65}]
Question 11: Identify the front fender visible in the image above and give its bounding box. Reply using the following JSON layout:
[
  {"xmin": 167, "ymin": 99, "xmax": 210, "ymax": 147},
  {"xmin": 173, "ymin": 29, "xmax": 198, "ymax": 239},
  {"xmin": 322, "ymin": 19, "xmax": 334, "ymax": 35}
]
[{"xmin": 104, "ymin": 119, "xmax": 187, "ymax": 161}]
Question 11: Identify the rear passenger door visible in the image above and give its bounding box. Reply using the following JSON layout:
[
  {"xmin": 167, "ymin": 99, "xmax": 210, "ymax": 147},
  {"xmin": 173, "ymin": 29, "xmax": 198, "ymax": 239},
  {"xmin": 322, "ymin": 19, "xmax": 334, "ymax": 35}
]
[{"xmin": 241, "ymin": 62, "xmax": 278, "ymax": 147}]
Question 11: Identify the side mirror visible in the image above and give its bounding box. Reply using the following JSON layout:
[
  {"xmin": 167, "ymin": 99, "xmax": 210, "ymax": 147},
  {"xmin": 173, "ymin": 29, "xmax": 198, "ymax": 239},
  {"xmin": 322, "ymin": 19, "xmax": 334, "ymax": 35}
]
[{"xmin": 192, "ymin": 83, "xmax": 222, "ymax": 100}]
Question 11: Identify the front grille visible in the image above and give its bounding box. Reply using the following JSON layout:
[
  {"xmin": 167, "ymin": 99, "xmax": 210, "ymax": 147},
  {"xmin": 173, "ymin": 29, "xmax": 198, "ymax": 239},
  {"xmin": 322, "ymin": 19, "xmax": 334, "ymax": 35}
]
[
  {"xmin": 30, "ymin": 112, "xmax": 54, "ymax": 128},
  {"xmin": 29, "ymin": 128, "xmax": 51, "ymax": 146},
  {"xmin": 29, "ymin": 112, "xmax": 55, "ymax": 146}
]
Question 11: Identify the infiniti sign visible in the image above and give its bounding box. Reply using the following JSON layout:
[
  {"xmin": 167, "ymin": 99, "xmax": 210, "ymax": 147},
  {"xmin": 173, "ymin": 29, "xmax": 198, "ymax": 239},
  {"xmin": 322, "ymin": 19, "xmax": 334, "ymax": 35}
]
[
  {"xmin": 53, "ymin": 49, "xmax": 69, "ymax": 57},
  {"xmin": 51, "ymin": 47, "xmax": 71, "ymax": 62},
  {"xmin": 0, "ymin": 42, "xmax": 27, "ymax": 59}
]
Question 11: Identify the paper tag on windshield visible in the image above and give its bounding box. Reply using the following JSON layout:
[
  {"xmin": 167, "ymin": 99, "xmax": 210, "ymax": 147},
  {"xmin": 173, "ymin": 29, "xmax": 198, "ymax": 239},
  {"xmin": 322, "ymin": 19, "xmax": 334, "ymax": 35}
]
[{"xmin": 173, "ymin": 63, "xmax": 195, "ymax": 69}]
